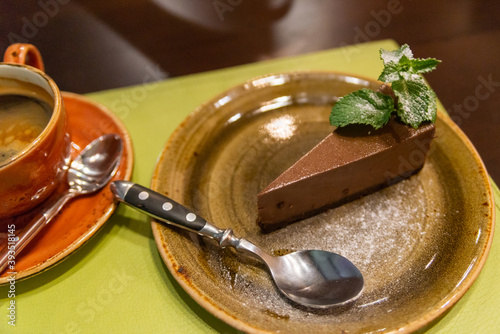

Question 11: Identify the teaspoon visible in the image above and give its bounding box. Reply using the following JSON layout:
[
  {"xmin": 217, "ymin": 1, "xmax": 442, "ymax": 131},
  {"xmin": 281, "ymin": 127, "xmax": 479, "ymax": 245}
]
[
  {"xmin": 110, "ymin": 180, "xmax": 364, "ymax": 308},
  {"xmin": 0, "ymin": 134, "xmax": 123, "ymax": 273}
]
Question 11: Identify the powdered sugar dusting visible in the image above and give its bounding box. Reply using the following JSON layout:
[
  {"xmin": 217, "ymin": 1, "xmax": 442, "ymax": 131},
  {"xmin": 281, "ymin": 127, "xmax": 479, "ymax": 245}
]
[
  {"xmin": 260, "ymin": 175, "xmax": 429, "ymax": 294},
  {"xmin": 196, "ymin": 173, "xmax": 434, "ymax": 326}
]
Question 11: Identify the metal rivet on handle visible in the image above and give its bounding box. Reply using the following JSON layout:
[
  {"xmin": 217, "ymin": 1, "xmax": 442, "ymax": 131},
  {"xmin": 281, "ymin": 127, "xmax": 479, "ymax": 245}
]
[{"xmin": 162, "ymin": 202, "xmax": 173, "ymax": 211}]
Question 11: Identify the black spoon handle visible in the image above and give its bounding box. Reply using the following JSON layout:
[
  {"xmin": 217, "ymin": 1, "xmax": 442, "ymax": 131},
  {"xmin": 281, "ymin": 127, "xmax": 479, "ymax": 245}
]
[
  {"xmin": 110, "ymin": 181, "xmax": 209, "ymax": 232},
  {"xmin": 110, "ymin": 181, "xmax": 268, "ymax": 260}
]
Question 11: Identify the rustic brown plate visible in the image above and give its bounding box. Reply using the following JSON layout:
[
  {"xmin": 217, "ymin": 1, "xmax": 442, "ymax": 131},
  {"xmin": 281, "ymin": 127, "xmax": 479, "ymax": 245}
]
[
  {"xmin": 151, "ymin": 72, "xmax": 494, "ymax": 333},
  {"xmin": 0, "ymin": 92, "xmax": 133, "ymax": 284}
]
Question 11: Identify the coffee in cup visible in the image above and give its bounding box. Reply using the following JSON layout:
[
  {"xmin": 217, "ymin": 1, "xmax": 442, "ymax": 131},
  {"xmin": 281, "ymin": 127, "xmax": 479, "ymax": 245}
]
[
  {"xmin": 0, "ymin": 44, "xmax": 71, "ymax": 220},
  {"xmin": 0, "ymin": 79, "xmax": 54, "ymax": 166}
]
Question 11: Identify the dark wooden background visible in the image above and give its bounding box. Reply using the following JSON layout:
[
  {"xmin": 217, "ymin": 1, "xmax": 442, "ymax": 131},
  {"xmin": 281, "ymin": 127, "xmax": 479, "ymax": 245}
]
[{"xmin": 1, "ymin": 0, "xmax": 499, "ymax": 183}]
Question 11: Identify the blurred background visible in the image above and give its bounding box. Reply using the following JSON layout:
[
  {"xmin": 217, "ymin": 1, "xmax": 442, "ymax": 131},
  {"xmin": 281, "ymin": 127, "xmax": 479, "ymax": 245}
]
[{"xmin": 1, "ymin": 0, "xmax": 499, "ymax": 182}]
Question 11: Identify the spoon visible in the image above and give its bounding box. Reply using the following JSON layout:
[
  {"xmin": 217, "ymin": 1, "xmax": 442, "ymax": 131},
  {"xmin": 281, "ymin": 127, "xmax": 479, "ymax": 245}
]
[
  {"xmin": 0, "ymin": 134, "xmax": 123, "ymax": 273},
  {"xmin": 110, "ymin": 180, "xmax": 364, "ymax": 308}
]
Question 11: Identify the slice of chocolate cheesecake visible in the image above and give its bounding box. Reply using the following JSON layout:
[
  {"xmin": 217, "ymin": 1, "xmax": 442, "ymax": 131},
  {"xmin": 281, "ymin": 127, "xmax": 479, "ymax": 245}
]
[{"xmin": 257, "ymin": 119, "xmax": 435, "ymax": 232}]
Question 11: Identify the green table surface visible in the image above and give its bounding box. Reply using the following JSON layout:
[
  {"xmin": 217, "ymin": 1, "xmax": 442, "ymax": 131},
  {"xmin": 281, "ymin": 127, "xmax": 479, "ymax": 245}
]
[{"xmin": 1, "ymin": 40, "xmax": 499, "ymax": 334}]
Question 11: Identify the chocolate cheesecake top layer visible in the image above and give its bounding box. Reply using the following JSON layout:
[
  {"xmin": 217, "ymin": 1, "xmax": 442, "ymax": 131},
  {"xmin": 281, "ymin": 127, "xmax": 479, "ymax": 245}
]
[{"xmin": 257, "ymin": 119, "xmax": 435, "ymax": 232}]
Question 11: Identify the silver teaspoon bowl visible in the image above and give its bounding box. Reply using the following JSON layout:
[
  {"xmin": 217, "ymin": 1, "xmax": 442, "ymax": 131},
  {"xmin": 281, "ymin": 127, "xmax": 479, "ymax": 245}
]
[
  {"xmin": 0, "ymin": 134, "xmax": 123, "ymax": 273},
  {"xmin": 111, "ymin": 180, "xmax": 364, "ymax": 308}
]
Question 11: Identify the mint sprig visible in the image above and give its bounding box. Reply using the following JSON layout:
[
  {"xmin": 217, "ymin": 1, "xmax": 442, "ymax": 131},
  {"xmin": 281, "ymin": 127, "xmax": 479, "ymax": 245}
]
[{"xmin": 330, "ymin": 44, "xmax": 441, "ymax": 129}]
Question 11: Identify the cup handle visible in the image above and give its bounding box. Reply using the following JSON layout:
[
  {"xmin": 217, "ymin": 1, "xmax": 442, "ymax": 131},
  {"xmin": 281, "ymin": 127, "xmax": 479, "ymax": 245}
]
[{"xmin": 3, "ymin": 43, "xmax": 45, "ymax": 72}]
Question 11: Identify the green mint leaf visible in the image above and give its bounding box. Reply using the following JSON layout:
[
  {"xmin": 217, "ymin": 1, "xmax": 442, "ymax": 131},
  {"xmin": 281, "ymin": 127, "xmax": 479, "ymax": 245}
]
[
  {"xmin": 378, "ymin": 53, "xmax": 414, "ymax": 83},
  {"xmin": 391, "ymin": 75, "xmax": 437, "ymax": 128},
  {"xmin": 379, "ymin": 44, "xmax": 413, "ymax": 65},
  {"xmin": 378, "ymin": 62, "xmax": 401, "ymax": 83},
  {"xmin": 406, "ymin": 57, "xmax": 441, "ymax": 74},
  {"xmin": 330, "ymin": 88, "xmax": 394, "ymax": 129}
]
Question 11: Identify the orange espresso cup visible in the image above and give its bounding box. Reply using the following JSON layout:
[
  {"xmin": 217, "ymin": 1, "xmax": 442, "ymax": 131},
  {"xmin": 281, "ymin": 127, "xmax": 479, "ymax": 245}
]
[{"xmin": 0, "ymin": 44, "xmax": 71, "ymax": 220}]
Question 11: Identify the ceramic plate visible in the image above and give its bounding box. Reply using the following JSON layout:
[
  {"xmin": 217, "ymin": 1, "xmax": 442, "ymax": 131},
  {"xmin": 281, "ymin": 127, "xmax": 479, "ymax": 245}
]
[
  {"xmin": 0, "ymin": 92, "xmax": 133, "ymax": 284},
  {"xmin": 151, "ymin": 72, "xmax": 495, "ymax": 333}
]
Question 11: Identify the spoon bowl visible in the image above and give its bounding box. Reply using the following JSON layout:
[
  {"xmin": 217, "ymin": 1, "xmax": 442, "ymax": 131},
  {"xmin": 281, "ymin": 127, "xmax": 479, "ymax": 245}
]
[
  {"xmin": 269, "ymin": 250, "xmax": 363, "ymax": 307},
  {"xmin": 68, "ymin": 134, "xmax": 123, "ymax": 194},
  {"xmin": 111, "ymin": 181, "xmax": 364, "ymax": 308}
]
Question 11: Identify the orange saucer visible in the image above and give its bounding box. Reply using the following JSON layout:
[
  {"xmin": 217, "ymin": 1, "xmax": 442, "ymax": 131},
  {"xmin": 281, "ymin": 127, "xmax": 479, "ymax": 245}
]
[{"xmin": 0, "ymin": 92, "xmax": 133, "ymax": 284}]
